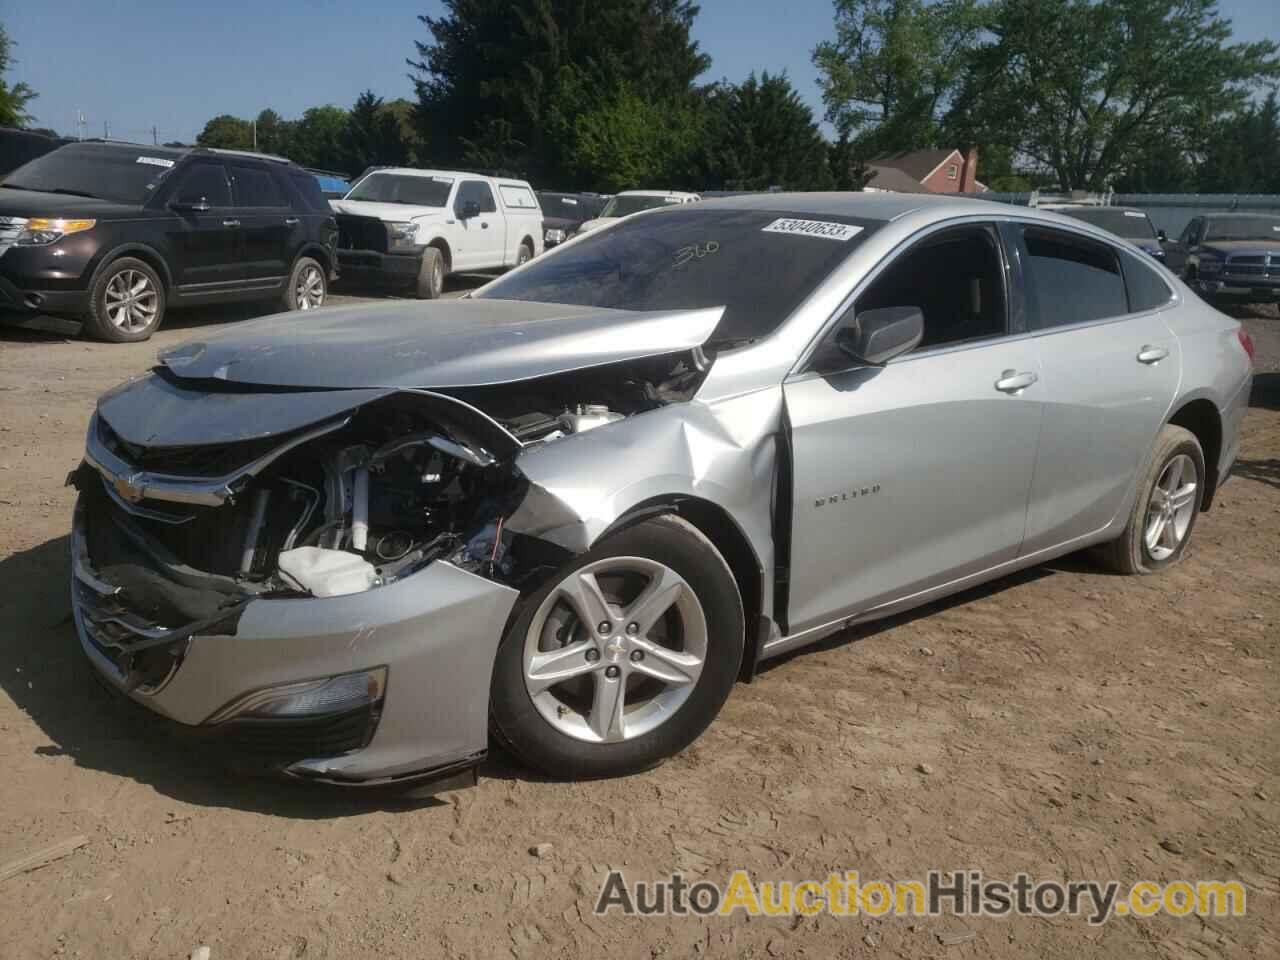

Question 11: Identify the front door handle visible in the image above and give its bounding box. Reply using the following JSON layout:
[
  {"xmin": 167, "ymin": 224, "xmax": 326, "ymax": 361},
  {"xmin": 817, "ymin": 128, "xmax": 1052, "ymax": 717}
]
[
  {"xmin": 222, "ymin": 219, "xmax": 240, "ymax": 228},
  {"xmin": 995, "ymin": 370, "xmax": 1038, "ymax": 394},
  {"xmin": 1137, "ymin": 345, "xmax": 1169, "ymax": 364},
  {"xmin": 284, "ymin": 217, "xmax": 299, "ymax": 226},
  {"xmin": 481, "ymin": 221, "xmax": 490, "ymax": 229}
]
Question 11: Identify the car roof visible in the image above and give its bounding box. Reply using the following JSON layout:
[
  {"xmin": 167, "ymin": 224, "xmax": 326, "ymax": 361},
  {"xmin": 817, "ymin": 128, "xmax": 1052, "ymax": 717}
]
[
  {"xmin": 618, "ymin": 189, "xmax": 700, "ymax": 199},
  {"xmin": 695, "ymin": 190, "xmax": 999, "ymax": 221},
  {"xmin": 364, "ymin": 167, "xmax": 531, "ymax": 187}
]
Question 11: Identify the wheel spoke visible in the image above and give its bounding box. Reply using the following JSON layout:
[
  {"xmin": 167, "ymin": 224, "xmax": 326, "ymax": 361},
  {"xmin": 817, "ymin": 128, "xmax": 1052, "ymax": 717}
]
[
  {"xmin": 628, "ymin": 637, "xmax": 702, "ymax": 687},
  {"xmin": 625, "ymin": 566, "xmax": 687, "ymax": 638},
  {"xmin": 1170, "ymin": 482, "xmax": 1197, "ymax": 511},
  {"xmin": 1159, "ymin": 515, "xmax": 1179, "ymax": 550},
  {"xmin": 525, "ymin": 641, "xmax": 597, "ymax": 694},
  {"xmin": 558, "ymin": 571, "xmax": 614, "ymax": 632},
  {"xmin": 589, "ymin": 670, "xmax": 626, "ymax": 741},
  {"xmin": 1145, "ymin": 514, "xmax": 1167, "ymax": 552}
]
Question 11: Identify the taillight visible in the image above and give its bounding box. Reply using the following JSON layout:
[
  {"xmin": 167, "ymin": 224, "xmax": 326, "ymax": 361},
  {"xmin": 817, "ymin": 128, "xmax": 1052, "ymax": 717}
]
[{"xmin": 1237, "ymin": 328, "xmax": 1255, "ymax": 363}]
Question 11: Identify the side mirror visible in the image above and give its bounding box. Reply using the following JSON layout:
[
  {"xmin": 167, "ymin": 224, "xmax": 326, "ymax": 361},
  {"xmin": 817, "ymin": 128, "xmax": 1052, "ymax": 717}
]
[
  {"xmin": 836, "ymin": 306, "xmax": 925, "ymax": 366},
  {"xmin": 170, "ymin": 198, "xmax": 211, "ymax": 214},
  {"xmin": 1157, "ymin": 229, "xmax": 1167, "ymax": 242},
  {"xmin": 460, "ymin": 200, "xmax": 481, "ymax": 220}
]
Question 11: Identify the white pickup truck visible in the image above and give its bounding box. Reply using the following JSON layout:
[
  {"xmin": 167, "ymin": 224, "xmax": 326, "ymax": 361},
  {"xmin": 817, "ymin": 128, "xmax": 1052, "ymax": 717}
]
[{"xmin": 331, "ymin": 168, "xmax": 544, "ymax": 298}]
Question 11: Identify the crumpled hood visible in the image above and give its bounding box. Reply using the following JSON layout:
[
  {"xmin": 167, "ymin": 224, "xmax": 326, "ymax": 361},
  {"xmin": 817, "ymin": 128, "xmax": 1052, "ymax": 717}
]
[
  {"xmin": 158, "ymin": 298, "xmax": 723, "ymax": 390},
  {"xmin": 330, "ymin": 199, "xmax": 447, "ymax": 222}
]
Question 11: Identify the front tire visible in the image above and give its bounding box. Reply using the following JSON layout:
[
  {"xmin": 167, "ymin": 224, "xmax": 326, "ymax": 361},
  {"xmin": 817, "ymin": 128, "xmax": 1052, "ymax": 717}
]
[
  {"xmin": 415, "ymin": 247, "xmax": 444, "ymax": 299},
  {"xmin": 86, "ymin": 257, "xmax": 165, "ymax": 342},
  {"xmin": 516, "ymin": 241, "xmax": 533, "ymax": 266},
  {"xmin": 281, "ymin": 256, "xmax": 327, "ymax": 311},
  {"xmin": 1097, "ymin": 424, "xmax": 1204, "ymax": 574},
  {"xmin": 491, "ymin": 515, "xmax": 744, "ymax": 779}
]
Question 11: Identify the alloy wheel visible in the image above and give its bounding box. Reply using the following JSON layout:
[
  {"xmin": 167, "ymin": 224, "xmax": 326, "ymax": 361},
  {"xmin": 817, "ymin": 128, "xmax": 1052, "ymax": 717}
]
[
  {"xmin": 522, "ymin": 556, "xmax": 708, "ymax": 743},
  {"xmin": 1144, "ymin": 453, "xmax": 1197, "ymax": 561},
  {"xmin": 104, "ymin": 269, "xmax": 159, "ymax": 332},
  {"xmin": 295, "ymin": 265, "xmax": 325, "ymax": 310}
]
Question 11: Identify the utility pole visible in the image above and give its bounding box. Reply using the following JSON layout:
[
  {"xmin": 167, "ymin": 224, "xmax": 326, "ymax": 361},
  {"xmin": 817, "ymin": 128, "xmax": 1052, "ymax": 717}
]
[
  {"xmin": 77, "ymin": 110, "xmax": 86, "ymax": 141},
  {"xmin": 103, "ymin": 121, "xmax": 110, "ymax": 140},
  {"xmin": 252, "ymin": 119, "xmax": 257, "ymax": 151},
  {"xmin": 152, "ymin": 124, "xmax": 158, "ymax": 146}
]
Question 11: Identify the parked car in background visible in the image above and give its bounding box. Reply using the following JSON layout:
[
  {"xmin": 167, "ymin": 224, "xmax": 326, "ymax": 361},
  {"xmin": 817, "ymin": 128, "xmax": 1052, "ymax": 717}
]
[
  {"xmin": 1165, "ymin": 212, "xmax": 1280, "ymax": 305},
  {"xmin": 68, "ymin": 194, "xmax": 1250, "ymax": 787},
  {"xmin": 537, "ymin": 191, "xmax": 607, "ymax": 248},
  {"xmin": 0, "ymin": 141, "xmax": 338, "ymax": 341},
  {"xmin": 307, "ymin": 168, "xmax": 352, "ymax": 201},
  {"xmin": 1040, "ymin": 204, "xmax": 1167, "ymax": 262},
  {"xmin": 574, "ymin": 189, "xmax": 700, "ymax": 236},
  {"xmin": 331, "ymin": 168, "xmax": 543, "ymax": 298}
]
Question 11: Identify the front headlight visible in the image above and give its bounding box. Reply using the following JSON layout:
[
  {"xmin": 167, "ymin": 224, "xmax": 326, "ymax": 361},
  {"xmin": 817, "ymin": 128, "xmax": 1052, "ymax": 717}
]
[
  {"xmin": 15, "ymin": 217, "xmax": 96, "ymax": 245},
  {"xmin": 545, "ymin": 227, "xmax": 565, "ymax": 245},
  {"xmin": 386, "ymin": 221, "xmax": 419, "ymax": 252}
]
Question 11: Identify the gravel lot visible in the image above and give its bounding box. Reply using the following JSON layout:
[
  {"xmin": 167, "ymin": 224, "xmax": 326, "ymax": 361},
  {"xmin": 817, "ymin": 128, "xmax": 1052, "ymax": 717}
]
[{"xmin": 0, "ymin": 292, "xmax": 1276, "ymax": 960}]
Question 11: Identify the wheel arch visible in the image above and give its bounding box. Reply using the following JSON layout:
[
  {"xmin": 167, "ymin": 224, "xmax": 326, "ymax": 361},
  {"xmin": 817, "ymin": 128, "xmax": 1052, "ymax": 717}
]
[
  {"xmin": 296, "ymin": 242, "xmax": 333, "ymax": 276},
  {"xmin": 1167, "ymin": 396, "xmax": 1223, "ymax": 509},
  {"xmin": 89, "ymin": 242, "xmax": 174, "ymax": 294},
  {"xmin": 601, "ymin": 495, "xmax": 766, "ymax": 681},
  {"xmin": 426, "ymin": 237, "xmax": 452, "ymax": 274}
]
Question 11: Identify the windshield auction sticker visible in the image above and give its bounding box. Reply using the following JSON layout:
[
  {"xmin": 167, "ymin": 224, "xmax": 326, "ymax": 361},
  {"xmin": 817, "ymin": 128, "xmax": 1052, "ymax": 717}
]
[
  {"xmin": 595, "ymin": 869, "xmax": 1246, "ymax": 925},
  {"xmin": 136, "ymin": 157, "xmax": 175, "ymax": 168},
  {"xmin": 762, "ymin": 218, "xmax": 863, "ymax": 241}
]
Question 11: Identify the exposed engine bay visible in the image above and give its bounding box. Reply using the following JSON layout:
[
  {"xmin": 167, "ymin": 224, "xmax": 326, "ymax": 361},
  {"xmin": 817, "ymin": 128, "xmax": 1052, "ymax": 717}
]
[{"xmin": 75, "ymin": 350, "xmax": 707, "ymax": 623}]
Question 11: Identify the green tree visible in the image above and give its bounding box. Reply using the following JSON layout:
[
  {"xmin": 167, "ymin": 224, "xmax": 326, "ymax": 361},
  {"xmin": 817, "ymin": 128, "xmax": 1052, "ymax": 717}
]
[
  {"xmin": 1197, "ymin": 92, "xmax": 1280, "ymax": 193},
  {"xmin": 253, "ymin": 108, "xmax": 292, "ymax": 155},
  {"xmin": 813, "ymin": 0, "xmax": 980, "ymax": 153},
  {"xmin": 701, "ymin": 72, "xmax": 832, "ymax": 190},
  {"xmin": 287, "ymin": 105, "xmax": 350, "ymax": 170},
  {"xmin": 827, "ymin": 131, "xmax": 873, "ymax": 189},
  {"xmin": 0, "ymin": 25, "xmax": 38, "ymax": 127},
  {"xmin": 195, "ymin": 114, "xmax": 253, "ymax": 149},
  {"xmin": 344, "ymin": 91, "xmax": 416, "ymax": 173},
  {"xmin": 410, "ymin": 0, "xmax": 710, "ymax": 183},
  {"xmin": 947, "ymin": 0, "xmax": 1280, "ymax": 191},
  {"xmin": 570, "ymin": 86, "xmax": 704, "ymax": 191}
]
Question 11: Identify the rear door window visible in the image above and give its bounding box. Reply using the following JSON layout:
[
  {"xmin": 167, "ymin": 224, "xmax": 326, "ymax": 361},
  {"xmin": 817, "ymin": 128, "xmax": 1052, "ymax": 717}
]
[
  {"xmin": 1121, "ymin": 251, "xmax": 1175, "ymax": 313},
  {"xmin": 229, "ymin": 164, "xmax": 287, "ymax": 207},
  {"xmin": 1020, "ymin": 227, "xmax": 1128, "ymax": 330}
]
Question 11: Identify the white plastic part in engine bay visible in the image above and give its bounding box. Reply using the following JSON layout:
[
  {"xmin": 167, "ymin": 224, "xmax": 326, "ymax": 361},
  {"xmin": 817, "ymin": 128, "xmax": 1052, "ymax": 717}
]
[{"xmin": 277, "ymin": 547, "xmax": 378, "ymax": 597}]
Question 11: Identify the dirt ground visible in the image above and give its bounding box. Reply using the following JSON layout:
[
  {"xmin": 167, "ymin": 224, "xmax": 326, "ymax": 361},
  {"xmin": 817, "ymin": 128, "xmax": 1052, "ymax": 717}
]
[{"xmin": 0, "ymin": 292, "xmax": 1276, "ymax": 960}]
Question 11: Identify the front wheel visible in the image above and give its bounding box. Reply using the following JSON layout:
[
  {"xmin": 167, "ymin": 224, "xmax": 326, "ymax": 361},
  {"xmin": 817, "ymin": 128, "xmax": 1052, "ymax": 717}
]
[
  {"xmin": 490, "ymin": 515, "xmax": 744, "ymax": 779},
  {"xmin": 516, "ymin": 241, "xmax": 533, "ymax": 266},
  {"xmin": 86, "ymin": 257, "xmax": 166, "ymax": 342},
  {"xmin": 1096, "ymin": 424, "xmax": 1204, "ymax": 574},
  {"xmin": 415, "ymin": 247, "xmax": 444, "ymax": 299},
  {"xmin": 281, "ymin": 256, "xmax": 327, "ymax": 311}
]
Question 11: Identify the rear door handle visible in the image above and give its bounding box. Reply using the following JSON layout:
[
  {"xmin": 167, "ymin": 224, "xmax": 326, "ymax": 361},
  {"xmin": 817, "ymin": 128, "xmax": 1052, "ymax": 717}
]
[
  {"xmin": 284, "ymin": 217, "xmax": 299, "ymax": 226},
  {"xmin": 995, "ymin": 370, "xmax": 1038, "ymax": 394},
  {"xmin": 222, "ymin": 219, "xmax": 240, "ymax": 228},
  {"xmin": 1137, "ymin": 345, "xmax": 1169, "ymax": 364}
]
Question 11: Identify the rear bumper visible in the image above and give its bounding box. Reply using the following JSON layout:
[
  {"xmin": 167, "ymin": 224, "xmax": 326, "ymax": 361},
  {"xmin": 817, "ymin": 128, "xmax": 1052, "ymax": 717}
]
[
  {"xmin": 70, "ymin": 498, "xmax": 519, "ymax": 787},
  {"xmin": 336, "ymin": 249, "xmax": 421, "ymax": 283}
]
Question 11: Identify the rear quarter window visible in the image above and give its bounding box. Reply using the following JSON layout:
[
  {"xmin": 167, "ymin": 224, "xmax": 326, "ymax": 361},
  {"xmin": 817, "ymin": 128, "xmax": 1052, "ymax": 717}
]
[
  {"xmin": 1121, "ymin": 251, "xmax": 1175, "ymax": 313},
  {"xmin": 288, "ymin": 173, "xmax": 330, "ymax": 211}
]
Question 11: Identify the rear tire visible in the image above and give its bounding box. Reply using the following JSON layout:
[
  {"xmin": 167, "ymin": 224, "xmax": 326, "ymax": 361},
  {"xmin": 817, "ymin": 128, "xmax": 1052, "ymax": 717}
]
[
  {"xmin": 415, "ymin": 247, "xmax": 444, "ymax": 299},
  {"xmin": 85, "ymin": 257, "xmax": 166, "ymax": 342},
  {"xmin": 1096, "ymin": 425, "xmax": 1204, "ymax": 574},
  {"xmin": 490, "ymin": 515, "xmax": 744, "ymax": 779},
  {"xmin": 281, "ymin": 256, "xmax": 327, "ymax": 311}
]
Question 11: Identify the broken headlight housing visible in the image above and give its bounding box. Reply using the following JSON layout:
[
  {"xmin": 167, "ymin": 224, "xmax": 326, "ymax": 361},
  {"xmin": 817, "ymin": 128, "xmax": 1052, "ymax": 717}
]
[
  {"xmin": 209, "ymin": 667, "xmax": 388, "ymax": 722},
  {"xmin": 386, "ymin": 221, "xmax": 419, "ymax": 252}
]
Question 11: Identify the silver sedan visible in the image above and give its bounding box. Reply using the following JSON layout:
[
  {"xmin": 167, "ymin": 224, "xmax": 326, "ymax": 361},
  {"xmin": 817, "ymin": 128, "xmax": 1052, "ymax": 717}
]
[{"xmin": 70, "ymin": 193, "xmax": 1253, "ymax": 786}]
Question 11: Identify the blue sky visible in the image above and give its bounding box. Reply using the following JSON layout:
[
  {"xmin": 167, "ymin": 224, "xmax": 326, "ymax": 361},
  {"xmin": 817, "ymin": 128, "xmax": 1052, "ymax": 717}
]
[{"xmin": 7, "ymin": 0, "xmax": 1278, "ymax": 144}]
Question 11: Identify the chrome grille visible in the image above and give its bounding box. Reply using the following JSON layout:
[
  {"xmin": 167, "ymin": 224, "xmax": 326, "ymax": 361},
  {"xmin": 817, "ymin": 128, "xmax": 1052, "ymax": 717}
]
[
  {"xmin": 1223, "ymin": 252, "xmax": 1276, "ymax": 281},
  {"xmin": 0, "ymin": 215, "xmax": 26, "ymax": 259}
]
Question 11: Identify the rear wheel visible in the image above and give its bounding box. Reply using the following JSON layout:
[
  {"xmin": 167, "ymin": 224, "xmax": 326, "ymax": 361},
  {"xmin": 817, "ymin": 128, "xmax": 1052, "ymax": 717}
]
[
  {"xmin": 415, "ymin": 247, "xmax": 444, "ymax": 299},
  {"xmin": 281, "ymin": 256, "xmax": 327, "ymax": 311},
  {"xmin": 490, "ymin": 515, "xmax": 744, "ymax": 779},
  {"xmin": 1096, "ymin": 425, "xmax": 1204, "ymax": 574},
  {"xmin": 86, "ymin": 257, "xmax": 165, "ymax": 342}
]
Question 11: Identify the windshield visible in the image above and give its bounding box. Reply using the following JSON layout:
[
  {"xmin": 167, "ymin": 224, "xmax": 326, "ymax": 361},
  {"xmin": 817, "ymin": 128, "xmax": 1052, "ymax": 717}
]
[
  {"xmin": 600, "ymin": 194, "xmax": 684, "ymax": 218},
  {"xmin": 1204, "ymin": 216, "xmax": 1280, "ymax": 242},
  {"xmin": 346, "ymin": 173, "xmax": 452, "ymax": 206},
  {"xmin": 1060, "ymin": 208, "xmax": 1156, "ymax": 240},
  {"xmin": 476, "ymin": 207, "xmax": 882, "ymax": 345},
  {"xmin": 2, "ymin": 143, "xmax": 179, "ymax": 204}
]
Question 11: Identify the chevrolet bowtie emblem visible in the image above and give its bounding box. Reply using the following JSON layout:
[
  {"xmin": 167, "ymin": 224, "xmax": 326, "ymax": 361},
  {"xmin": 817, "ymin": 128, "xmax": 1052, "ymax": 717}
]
[{"xmin": 112, "ymin": 472, "xmax": 145, "ymax": 503}]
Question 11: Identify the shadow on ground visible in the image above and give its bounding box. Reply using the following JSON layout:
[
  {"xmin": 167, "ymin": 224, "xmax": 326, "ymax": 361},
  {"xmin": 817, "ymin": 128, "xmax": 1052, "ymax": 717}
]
[{"xmin": 0, "ymin": 535, "xmax": 452, "ymax": 816}]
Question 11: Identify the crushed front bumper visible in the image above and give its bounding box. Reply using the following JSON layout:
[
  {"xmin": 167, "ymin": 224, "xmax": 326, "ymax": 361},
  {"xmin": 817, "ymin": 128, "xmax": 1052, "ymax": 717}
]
[
  {"xmin": 70, "ymin": 500, "xmax": 519, "ymax": 787},
  {"xmin": 335, "ymin": 249, "xmax": 422, "ymax": 284}
]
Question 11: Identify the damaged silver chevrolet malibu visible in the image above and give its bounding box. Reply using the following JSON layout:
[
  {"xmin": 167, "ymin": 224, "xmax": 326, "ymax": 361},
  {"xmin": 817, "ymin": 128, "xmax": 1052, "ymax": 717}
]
[{"xmin": 70, "ymin": 193, "xmax": 1253, "ymax": 788}]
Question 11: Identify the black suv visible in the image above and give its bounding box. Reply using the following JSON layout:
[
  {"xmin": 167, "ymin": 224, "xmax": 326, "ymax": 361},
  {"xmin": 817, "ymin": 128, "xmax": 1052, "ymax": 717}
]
[{"xmin": 0, "ymin": 142, "xmax": 338, "ymax": 341}]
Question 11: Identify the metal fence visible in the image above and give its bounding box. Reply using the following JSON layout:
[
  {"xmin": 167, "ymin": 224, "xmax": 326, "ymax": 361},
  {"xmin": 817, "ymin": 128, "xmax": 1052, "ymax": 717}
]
[{"xmin": 972, "ymin": 191, "xmax": 1280, "ymax": 237}]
